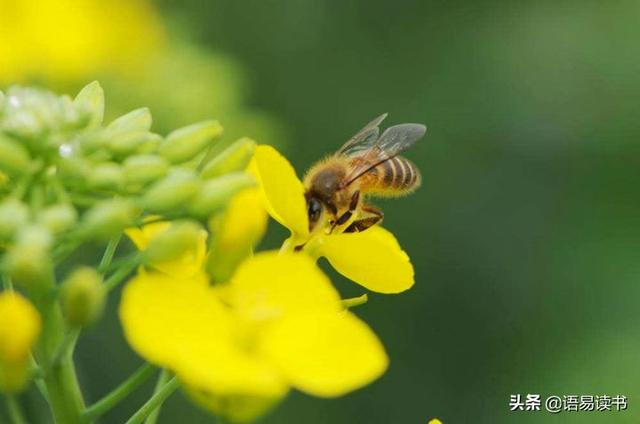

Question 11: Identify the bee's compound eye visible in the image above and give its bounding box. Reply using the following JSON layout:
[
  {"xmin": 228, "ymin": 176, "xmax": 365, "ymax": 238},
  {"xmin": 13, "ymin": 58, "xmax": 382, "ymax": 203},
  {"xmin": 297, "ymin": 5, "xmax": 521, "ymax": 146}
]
[{"xmin": 307, "ymin": 198, "xmax": 322, "ymax": 223}]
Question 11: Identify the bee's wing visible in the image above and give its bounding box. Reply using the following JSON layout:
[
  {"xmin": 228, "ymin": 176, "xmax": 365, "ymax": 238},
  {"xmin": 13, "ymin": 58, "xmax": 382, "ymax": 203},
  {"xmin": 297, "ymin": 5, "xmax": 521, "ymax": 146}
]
[
  {"xmin": 337, "ymin": 113, "xmax": 388, "ymax": 157},
  {"xmin": 342, "ymin": 123, "xmax": 426, "ymax": 187}
]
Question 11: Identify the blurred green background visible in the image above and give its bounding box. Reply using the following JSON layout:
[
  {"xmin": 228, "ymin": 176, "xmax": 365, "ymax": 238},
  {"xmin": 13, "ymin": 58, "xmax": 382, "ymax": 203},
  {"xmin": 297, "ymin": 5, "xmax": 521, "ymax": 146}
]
[{"xmin": 3, "ymin": 0, "xmax": 640, "ymax": 423}]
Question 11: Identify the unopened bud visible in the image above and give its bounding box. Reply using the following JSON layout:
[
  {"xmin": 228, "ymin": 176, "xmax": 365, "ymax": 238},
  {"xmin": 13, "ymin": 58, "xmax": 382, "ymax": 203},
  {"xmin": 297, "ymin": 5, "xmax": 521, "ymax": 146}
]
[
  {"xmin": 87, "ymin": 162, "xmax": 125, "ymax": 190},
  {"xmin": 0, "ymin": 199, "xmax": 29, "ymax": 240},
  {"xmin": 0, "ymin": 292, "xmax": 41, "ymax": 393},
  {"xmin": 73, "ymin": 81, "xmax": 104, "ymax": 128},
  {"xmin": 159, "ymin": 120, "xmax": 223, "ymax": 164},
  {"xmin": 123, "ymin": 154, "xmax": 169, "ymax": 186},
  {"xmin": 108, "ymin": 131, "xmax": 162, "ymax": 157},
  {"xmin": 106, "ymin": 108, "xmax": 152, "ymax": 134},
  {"xmin": 134, "ymin": 135, "xmax": 161, "ymax": 154},
  {"xmin": 201, "ymin": 138, "xmax": 256, "ymax": 179},
  {"xmin": 0, "ymin": 134, "xmax": 30, "ymax": 177},
  {"xmin": 56, "ymin": 156, "xmax": 91, "ymax": 180},
  {"xmin": 144, "ymin": 221, "xmax": 204, "ymax": 263},
  {"xmin": 189, "ymin": 173, "xmax": 255, "ymax": 218},
  {"xmin": 141, "ymin": 170, "xmax": 200, "ymax": 213},
  {"xmin": 61, "ymin": 267, "xmax": 105, "ymax": 327},
  {"xmin": 4, "ymin": 226, "xmax": 53, "ymax": 290},
  {"xmin": 81, "ymin": 199, "xmax": 139, "ymax": 240},
  {"xmin": 37, "ymin": 203, "xmax": 78, "ymax": 234}
]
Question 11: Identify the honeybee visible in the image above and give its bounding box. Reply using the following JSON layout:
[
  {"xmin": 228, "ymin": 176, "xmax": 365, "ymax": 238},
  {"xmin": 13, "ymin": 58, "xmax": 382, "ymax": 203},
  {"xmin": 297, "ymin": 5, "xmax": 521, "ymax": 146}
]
[{"xmin": 304, "ymin": 113, "xmax": 426, "ymax": 234}]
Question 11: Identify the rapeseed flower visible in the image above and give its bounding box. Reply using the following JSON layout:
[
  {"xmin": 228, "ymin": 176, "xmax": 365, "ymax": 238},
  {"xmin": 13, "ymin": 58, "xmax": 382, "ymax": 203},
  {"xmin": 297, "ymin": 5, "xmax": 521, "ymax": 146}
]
[
  {"xmin": 250, "ymin": 145, "xmax": 414, "ymax": 293},
  {"xmin": 119, "ymin": 252, "xmax": 387, "ymax": 422}
]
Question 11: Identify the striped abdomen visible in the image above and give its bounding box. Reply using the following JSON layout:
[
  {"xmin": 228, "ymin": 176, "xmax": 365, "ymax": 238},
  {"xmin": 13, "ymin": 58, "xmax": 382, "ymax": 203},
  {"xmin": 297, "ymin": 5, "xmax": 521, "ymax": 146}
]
[{"xmin": 361, "ymin": 156, "xmax": 421, "ymax": 196}]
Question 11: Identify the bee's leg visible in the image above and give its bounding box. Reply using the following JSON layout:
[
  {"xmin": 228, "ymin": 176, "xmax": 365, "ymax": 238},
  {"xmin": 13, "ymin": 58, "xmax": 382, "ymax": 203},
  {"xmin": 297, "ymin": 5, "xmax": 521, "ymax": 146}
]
[
  {"xmin": 330, "ymin": 191, "xmax": 360, "ymax": 232},
  {"xmin": 344, "ymin": 204, "xmax": 383, "ymax": 233}
]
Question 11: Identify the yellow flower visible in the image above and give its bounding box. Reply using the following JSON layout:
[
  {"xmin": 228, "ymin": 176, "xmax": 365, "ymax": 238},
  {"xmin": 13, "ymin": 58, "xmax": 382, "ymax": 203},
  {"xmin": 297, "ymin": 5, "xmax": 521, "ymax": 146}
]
[
  {"xmin": 119, "ymin": 252, "xmax": 388, "ymax": 422},
  {"xmin": 0, "ymin": 0, "xmax": 164, "ymax": 84},
  {"xmin": 249, "ymin": 145, "xmax": 414, "ymax": 294},
  {"xmin": 125, "ymin": 219, "xmax": 207, "ymax": 278},
  {"xmin": 0, "ymin": 291, "xmax": 41, "ymax": 392}
]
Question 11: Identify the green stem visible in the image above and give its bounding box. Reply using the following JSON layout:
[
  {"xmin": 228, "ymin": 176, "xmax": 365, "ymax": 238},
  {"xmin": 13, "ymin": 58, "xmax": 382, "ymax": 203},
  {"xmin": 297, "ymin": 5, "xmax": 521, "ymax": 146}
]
[
  {"xmin": 30, "ymin": 354, "xmax": 49, "ymax": 402},
  {"xmin": 125, "ymin": 377, "xmax": 179, "ymax": 424},
  {"xmin": 143, "ymin": 369, "xmax": 170, "ymax": 424},
  {"xmin": 82, "ymin": 364, "xmax": 156, "ymax": 423},
  {"xmin": 35, "ymin": 276, "xmax": 85, "ymax": 424},
  {"xmin": 52, "ymin": 238, "xmax": 83, "ymax": 264},
  {"xmin": 105, "ymin": 255, "xmax": 142, "ymax": 292},
  {"xmin": 5, "ymin": 395, "xmax": 27, "ymax": 424},
  {"xmin": 98, "ymin": 235, "xmax": 122, "ymax": 275},
  {"xmin": 51, "ymin": 328, "xmax": 80, "ymax": 368}
]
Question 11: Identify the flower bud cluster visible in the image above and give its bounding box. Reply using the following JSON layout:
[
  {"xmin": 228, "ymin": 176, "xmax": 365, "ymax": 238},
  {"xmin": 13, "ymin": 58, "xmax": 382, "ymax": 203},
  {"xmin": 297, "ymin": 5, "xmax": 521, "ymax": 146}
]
[{"xmin": 0, "ymin": 82, "xmax": 257, "ymax": 290}]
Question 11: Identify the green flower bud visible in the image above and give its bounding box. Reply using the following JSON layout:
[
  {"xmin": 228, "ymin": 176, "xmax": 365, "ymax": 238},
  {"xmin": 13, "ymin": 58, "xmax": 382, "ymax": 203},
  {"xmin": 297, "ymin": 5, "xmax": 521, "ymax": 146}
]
[
  {"xmin": 56, "ymin": 156, "xmax": 91, "ymax": 181},
  {"xmin": 134, "ymin": 135, "xmax": 161, "ymax": 154},
  {"xmin": 37, "ymin": 203, "xmax": 78, "ymax": 234},
  {"xmin": 159, "ymin": 120, "xmax": 223, "ymax": 164},
  {"xmin": 106, "ymin": 108, "xmax": 152, "ymax": 135},
  {"xmin": 123, "ymin": 154, "xmax": 169, "ymax": 186},
  {"xmin": 81, "ymin": 199, "xmax": 139, "ymax": 240},
  {"xmin": 73, "ymin": 81, "xmax": 104, "ymax": 128},
  {"xmin": 108, "ymin": 131, "xmax": 162, "ymax": 157},
  {"xmin": 144, "ymin": 221, "xmax": 204, "ymax": 263},
  {"xmin": 141, "ymin": 170, "xmax": 200, "ymax": 213},
  {"xmin": 201, "ymin": 138, "xmax": 256, "ymax": 179},
  {"xmin": 0, "ymin": 134, "xmax": 31, "ymax": 177},
  {"xmin": 87, "ymin": 162, "xmax": 125, "ymax": 190},
  {"xmin": 188, "ymin": 172, "xmax": 255, "ymax": 218},
  {"xmin": 0, "ymin": 199, "xmax": 29, "ymax": 240},
  {"xmin": 4, "ymin": 225, "xmax": 53, "ymax": 290},
  {"xmin": 61, "ymin": 267, "xmax": 105, "ymax": 327}
]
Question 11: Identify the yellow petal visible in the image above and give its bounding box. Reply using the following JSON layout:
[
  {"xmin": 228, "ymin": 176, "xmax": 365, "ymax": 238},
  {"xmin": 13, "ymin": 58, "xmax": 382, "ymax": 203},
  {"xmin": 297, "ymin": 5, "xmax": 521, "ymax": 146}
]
[
  {"xmin": 207, "ymin": 187, "xmax": 269, "ymax": 283},
  {"xmin": 216, "ymin": 188, "xmax": 268, "ymax": 250},
  {"xmin": 119, "ymin": 270, "xmax": 288, "ymax": 415},
  {"xmin": 119, "ymin": 271, "xmax": 231, "ymax": 368},
  {"xmin": 261, "ymin": 312, "xmax": 388, "ymax": 397},
  {"xmin": 125, "ymin": 218, "xmax": 168, "ymax": 251},
  {"xmin": 318, "ymin": 226, "xmax": 414, "ymax": 293},
  {"xmin": 125, "ymin": 219, "xmax": 207, "ymax": 277},
  {"xmin": 178, "ymin": 348, "xmax": 287, "ymax": 399},
  {"xmin": 0, "ymin": 291, "xmax": 40, "ymax": 363},
  {"xmin": 229, "ymin": 252, "xmax": 341, "ymax": 323},
  {"xmin": 186, "ymin": 378, "xmax": 286, "ymax": 423},
  {"xmin": 249, "ymin": 145, "xmax": 309, "ymax": 237},
  {"xmin": 0, "ymin": 291, "xmax": 41, "ymax": 392}
]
